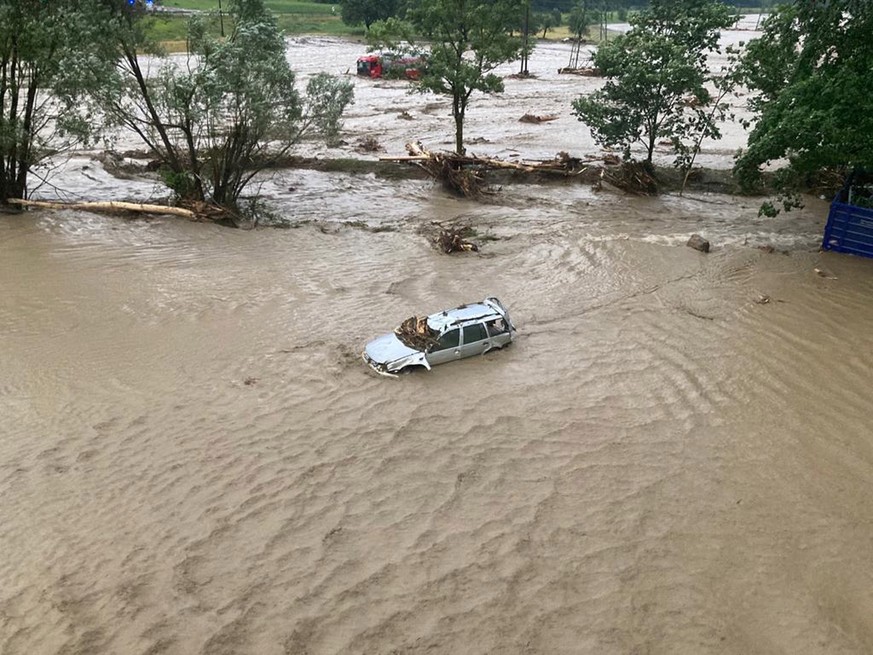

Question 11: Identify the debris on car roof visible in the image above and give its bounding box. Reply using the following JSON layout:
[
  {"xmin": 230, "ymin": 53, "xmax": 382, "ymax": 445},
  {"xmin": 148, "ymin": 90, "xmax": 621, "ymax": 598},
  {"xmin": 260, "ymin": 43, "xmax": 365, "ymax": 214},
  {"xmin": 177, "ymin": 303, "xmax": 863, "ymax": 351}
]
[
  {"xmin": 363, "ymin": 297, "xmax": 515, "ymax": 376},
  {"xmin": 395, "ymin": 316, "xmax": 439, "ymax": 351}
]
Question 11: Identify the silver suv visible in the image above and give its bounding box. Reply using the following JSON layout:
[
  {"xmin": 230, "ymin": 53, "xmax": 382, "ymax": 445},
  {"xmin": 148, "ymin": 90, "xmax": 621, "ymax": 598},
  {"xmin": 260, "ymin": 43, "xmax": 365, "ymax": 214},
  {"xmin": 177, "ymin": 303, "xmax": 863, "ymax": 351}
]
[{"xmin": 363, "ymin": 297, "xmax": 515, "ymax": 376}]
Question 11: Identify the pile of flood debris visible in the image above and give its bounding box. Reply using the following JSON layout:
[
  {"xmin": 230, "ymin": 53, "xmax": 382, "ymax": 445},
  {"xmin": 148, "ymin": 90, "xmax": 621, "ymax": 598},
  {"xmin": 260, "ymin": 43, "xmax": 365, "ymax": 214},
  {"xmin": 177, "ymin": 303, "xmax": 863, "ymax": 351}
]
[
  {"xmin": 557, "ymin": 67, "xmax": 602, "ymax": 76},
  {"xmin": 394, "ymin": 316, "xmax": 440, "ymax": 351},
  {"xmin": 419, "ymin": 222, "xmax": 481, "ymax": 254},
  {"xmin": 381, "ymin": 142, "xmax": 659, "ymax": 198},
  {"xmin": 434, "ymin": 227, "xmax": 479, "ymax": 253}
]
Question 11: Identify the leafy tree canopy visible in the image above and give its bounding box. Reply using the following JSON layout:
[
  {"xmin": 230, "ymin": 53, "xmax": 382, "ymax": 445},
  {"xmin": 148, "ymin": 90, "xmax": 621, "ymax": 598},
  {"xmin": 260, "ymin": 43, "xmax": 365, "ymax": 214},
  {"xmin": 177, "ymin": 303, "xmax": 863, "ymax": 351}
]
[
  {"xmin": 572, "ymin": 0, "xmax": 736, "ymax": 166},
  {"xmin": 0, "ymin": 0, "xmax": 114, "ymax": 202},
  {"xmin": 371, "ymin": 0, "xmax": 524, "ymax": 155},
  {"xmin": 734, "ymin": 0, "xmax": 873, "ymax": 201},
  {"xmin": 340, "ymin": 0, "xmax": 402, "ymax": 30},
  {"xmin": 96, "ymin": 0, "xmax": 353, "ymax": 212}
]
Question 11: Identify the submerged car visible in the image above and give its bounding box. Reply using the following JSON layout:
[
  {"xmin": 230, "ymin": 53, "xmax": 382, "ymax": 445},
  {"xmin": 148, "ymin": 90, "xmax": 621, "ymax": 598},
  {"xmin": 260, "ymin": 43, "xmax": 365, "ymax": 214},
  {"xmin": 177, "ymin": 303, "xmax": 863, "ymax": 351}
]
[{"xmin": 363, "ymin": 297, "xmax": 515, "ymax": 376}]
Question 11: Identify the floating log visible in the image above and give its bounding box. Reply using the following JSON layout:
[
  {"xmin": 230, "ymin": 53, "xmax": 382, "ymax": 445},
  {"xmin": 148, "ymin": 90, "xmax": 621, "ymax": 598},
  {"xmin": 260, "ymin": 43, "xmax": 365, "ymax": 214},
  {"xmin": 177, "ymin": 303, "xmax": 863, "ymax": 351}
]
[
  {"xmin": 5, "ymin": 198, "xmax": 196, "ymax": 218},
  {"xmin": 5, "ymin": 197, "xmax": 243, "ymax": 226},
  {"xmin": 519, "ymin": 113, "xmax": 560, "ymax": 124}
]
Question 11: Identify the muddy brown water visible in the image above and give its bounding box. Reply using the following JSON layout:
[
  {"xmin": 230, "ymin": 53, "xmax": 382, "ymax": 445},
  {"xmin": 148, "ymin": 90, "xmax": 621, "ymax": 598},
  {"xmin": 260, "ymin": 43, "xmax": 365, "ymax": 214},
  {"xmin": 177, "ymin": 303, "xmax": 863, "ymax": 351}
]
[{"xmin": 3, "ymin": 36, "xmax": 873, "ymax": 655}]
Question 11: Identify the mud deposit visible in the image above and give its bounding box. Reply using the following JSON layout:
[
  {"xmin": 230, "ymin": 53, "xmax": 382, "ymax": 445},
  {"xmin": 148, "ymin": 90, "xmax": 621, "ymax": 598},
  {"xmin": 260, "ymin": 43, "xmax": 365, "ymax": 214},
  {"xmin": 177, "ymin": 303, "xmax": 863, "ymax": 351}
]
[{"xmin": 3, "ymin": 35, "xmax": 873, "ymax": 655}]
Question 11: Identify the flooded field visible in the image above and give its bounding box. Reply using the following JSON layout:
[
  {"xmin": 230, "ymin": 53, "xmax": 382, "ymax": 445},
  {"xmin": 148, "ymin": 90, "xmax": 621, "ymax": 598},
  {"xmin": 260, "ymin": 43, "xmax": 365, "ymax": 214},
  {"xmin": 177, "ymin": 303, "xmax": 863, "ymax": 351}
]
[{"xmin": 3, "ymin": 35, "xmax": 873, "ymax": 655}]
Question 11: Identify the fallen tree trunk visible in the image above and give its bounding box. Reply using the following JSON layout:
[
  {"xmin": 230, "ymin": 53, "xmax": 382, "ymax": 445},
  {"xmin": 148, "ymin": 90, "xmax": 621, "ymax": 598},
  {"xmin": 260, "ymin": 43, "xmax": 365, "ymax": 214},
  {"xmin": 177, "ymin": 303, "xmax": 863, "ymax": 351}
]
[
  {"xmin": 5, "ymin": 198, "xmax": 243, "ymax": 226},
  {"xmin": 519, "ymin": 113, "xmax": 560, "ymax": 123},
  {"xmin": 6, "ymin": 198, "xmax": 196, "ymax": 219}
]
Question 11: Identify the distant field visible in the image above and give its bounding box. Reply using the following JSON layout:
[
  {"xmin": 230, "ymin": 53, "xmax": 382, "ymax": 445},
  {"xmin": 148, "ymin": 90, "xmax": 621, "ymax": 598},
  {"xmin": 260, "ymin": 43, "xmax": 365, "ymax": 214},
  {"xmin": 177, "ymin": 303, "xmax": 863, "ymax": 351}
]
[
  {"xmin": 162, "ymin": 0, "xmax": 339, "ymax": 12},
  {"xmin": 149, "ymin": 2, "xmax": 635, "ymax": 47},
  {"xmin": 152, "ymin": 0, "xmax": 356, "ymax": 41}
]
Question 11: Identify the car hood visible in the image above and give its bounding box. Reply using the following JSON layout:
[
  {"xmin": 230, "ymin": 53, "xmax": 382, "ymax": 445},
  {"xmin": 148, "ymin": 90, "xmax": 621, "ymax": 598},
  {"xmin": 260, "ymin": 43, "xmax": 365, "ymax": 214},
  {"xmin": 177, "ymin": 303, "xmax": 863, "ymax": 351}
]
[{"xmin": 365, "ymin": 332, "xmax": 421, "ymax": 364}]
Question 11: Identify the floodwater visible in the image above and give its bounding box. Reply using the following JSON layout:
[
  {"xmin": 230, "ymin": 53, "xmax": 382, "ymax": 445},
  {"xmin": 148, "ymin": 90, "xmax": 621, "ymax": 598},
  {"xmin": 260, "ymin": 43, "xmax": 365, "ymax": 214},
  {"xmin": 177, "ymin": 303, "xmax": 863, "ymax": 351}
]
[{"xmin": 3, "ymin": 36, "xmax": 873, "ymax": 655}]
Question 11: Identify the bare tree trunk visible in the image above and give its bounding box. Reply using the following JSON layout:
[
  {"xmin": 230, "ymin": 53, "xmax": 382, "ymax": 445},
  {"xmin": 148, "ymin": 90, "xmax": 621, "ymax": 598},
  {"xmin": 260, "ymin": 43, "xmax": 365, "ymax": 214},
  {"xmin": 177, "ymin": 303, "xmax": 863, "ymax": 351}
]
[
  {"xmin": 520, "ymin": 1, "xmax": 530, "ymax": 75},
  {"xmin": 122, "ymin": 46, "xmax": 188, "ymax": 188},
  {"xmin": 453, "ymin": 93, "xmax": 465, "ymax": 155}
]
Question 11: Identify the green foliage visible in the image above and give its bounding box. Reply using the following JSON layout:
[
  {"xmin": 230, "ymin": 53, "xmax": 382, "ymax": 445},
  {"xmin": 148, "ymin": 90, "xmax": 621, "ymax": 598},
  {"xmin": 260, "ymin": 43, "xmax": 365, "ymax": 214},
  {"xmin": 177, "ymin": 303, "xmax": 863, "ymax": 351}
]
[
  {"xmin": 571, "ymin": 0, "xmax": 736, "ymax": 165},
  {"xmin": 374, "ymin": 0, "xmax": 524, "ymax": 155},
  {"xmin": 303, "ymin": 73, "xmax": 356, "ymax": 146},
  {"xmin": 98, "ymin": 0, "xmax": 353, "ymax": 208},
  {"xmin": 340, "ymin": 0, "xmax": 401, "ymax": 29},
  {"xmin": 0, "ymin": 0, "xmax": 114, "ymax": 201},
  {"xmin": 734, "ymin": 0, "xmax": 873, "ymax": 207},
  {"xmin": 568, "ymin": 2, "xmax": 592, "ymax": 38},
  {"xmin": 160, "ymin": 168, "xmax": 199, "ymax": 198},
  {"xmin": 536, "ymin": 12, "xmax": 556, "ymax": 38}
]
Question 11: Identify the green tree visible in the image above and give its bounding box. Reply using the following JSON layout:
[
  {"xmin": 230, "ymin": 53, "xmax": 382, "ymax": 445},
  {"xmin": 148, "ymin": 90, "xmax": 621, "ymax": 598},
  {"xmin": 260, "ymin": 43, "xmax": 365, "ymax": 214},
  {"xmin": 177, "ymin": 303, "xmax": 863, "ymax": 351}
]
[
  {"xmin": 97, "ymin": 0, "xmax": 353, "ymax": 210},
  {"xmin": 734, "ymin": 0, "xmax": 873, "ymax": 209},
  {"xmin": 566, "ymin": 1, "xmax": 593, "ymax": 68},
  {"xmin": 340, "ymin": 0, "xmax": 401, "ymax": 30},
  {"xmin": 572, "ymin": 0, "xmax": 735, "ymax": 166},
  {"xmin": 0, "ymin": 0, "xmax": 112, "ymax": 204},
  {"xmin": 568, "ymin": 1, "xmax": 592, "ymax": 39},
  {"xmin": 399, "ymin": 0, "xmax": 525, "ymax": 155},
  {"xmin": 536, "ymin": 12, "xmax": 555, "ymax": 38}
]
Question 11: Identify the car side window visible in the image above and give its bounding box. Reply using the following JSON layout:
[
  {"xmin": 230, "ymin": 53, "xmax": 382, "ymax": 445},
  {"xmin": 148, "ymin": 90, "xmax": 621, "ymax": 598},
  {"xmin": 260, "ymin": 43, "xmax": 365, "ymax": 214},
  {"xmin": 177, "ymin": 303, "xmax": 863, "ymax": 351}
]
[
  {"xmin": 432, "ymin": 328, "xmax": 460, "ymax": 351},
  {"xmin": 486, "ymin": 318, "xmax": 506, "ymax": 336},
  {"xmin": 463, "ymin": 323, "xmax": 488, "ymax": 344}
]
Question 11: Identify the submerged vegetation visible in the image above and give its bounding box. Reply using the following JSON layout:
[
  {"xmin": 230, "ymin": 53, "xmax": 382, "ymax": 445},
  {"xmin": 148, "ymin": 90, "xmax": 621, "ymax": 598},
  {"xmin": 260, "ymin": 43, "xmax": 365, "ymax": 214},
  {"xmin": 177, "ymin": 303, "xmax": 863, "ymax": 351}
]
[{"xmin": 2, "ymin": 0, "xmax": 353, "ymax": 223}]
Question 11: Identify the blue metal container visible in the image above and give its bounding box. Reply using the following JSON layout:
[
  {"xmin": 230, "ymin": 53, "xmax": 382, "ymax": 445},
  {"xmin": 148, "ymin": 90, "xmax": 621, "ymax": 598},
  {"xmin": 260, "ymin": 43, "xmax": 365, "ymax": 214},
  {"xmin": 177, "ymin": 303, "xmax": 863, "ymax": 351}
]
[{"xmin": 821, "ymin": 186, "xmax": 873, "ymax": 259}]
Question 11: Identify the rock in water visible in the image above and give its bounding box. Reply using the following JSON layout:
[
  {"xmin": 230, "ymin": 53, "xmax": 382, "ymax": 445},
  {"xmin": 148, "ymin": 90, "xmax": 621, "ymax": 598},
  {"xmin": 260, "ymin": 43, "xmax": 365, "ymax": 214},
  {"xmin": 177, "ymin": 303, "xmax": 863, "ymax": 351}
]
[{"xmin": 687, "ymin": 234, "xmax": 711, "ymax": 253}]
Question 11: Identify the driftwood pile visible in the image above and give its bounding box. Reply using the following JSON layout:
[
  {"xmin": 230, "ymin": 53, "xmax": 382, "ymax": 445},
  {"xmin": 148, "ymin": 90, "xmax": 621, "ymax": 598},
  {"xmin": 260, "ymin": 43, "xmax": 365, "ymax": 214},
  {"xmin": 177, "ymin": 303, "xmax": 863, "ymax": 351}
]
[
  {"xmin": 390, "ymin": 142, "xmax": 488, "ymax": 197},
  {"xmin": 434, "ymin": 227, "xmax": 479, "ymax": 254},
  {"xmin": 381, "ymin": 143, "xmax": 658, "ymax": 197},
  {"xmin": 599, "ymin": 160, "xmax": 658, "ymax": 195},
  {"xmin": 395, "ymin": 316, "xmax": 440, "ymax": 351},
  {"xmin": 355, "ymin": 136, "xmax": 384, "ymax": 153},
  {"xmin": 557, "ymin": 67, "xmax": 602, "ymax": 77}
]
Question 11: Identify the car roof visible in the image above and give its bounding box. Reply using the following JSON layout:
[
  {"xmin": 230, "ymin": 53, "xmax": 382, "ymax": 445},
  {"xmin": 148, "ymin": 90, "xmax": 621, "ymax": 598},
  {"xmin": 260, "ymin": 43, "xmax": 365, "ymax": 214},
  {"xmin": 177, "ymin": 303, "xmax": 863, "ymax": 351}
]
[{"xmin": 426, "ymin": 301, "xmax": 501, "ymax": 333}]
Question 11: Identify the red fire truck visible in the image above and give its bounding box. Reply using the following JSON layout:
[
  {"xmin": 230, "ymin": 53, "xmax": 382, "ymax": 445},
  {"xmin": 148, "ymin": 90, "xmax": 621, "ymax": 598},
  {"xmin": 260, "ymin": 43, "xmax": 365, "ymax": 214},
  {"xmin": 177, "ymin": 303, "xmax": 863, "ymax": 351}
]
[{"xmin": 356, "ymin": 53, "xmax": 425, "ymax": 80}]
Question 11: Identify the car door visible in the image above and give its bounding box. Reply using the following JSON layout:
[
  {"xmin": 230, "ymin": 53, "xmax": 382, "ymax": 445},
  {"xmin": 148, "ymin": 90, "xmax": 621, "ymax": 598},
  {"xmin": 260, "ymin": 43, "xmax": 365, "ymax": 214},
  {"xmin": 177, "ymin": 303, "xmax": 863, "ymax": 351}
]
[
  {"xmin": 425, "ymin": 328, "xmax": 461, "ymax": 366},
  {"xmin": 459, "ymin": 322, "xmax": 491, "ymax": 359},
  {"xmin": 485, "ymin": 318, "xmax": 511, "ymax": 347}
]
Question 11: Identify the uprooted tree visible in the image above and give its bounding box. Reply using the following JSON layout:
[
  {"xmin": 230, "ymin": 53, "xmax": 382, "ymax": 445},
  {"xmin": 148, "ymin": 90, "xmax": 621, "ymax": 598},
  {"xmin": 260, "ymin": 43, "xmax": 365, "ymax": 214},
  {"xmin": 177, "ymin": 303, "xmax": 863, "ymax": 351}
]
[
  {"xmin": 95, "ymin": 0, "xmax": 353, "ymax": 212},
  {"xmin": 571, "ymin": 0, "xmax": 736, "ymax": 169}
]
